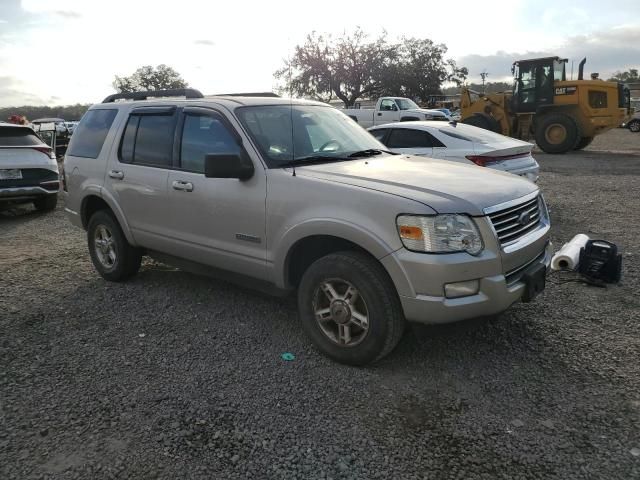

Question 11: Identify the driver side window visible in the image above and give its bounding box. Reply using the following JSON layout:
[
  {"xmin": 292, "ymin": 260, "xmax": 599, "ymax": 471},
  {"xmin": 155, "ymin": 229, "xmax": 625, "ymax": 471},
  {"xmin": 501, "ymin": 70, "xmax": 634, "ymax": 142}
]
[
  {"xmin": 380, "ymin": 99, "xmax": 397, "ymax": 111},
  {"xmin": 180, "ymin": 114, "xmax": 240, "ymax": 173}
]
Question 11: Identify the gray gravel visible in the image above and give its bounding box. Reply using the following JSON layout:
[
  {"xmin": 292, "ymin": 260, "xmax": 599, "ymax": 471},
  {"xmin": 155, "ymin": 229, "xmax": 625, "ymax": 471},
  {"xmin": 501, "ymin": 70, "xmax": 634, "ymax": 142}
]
[{"xmin": 1, "ymin": 134, "xmax": 640, "ymax": 479}]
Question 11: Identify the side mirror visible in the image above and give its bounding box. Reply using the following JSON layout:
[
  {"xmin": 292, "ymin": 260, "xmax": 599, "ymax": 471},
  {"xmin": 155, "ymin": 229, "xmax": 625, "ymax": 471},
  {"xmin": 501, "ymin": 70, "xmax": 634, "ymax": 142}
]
[{"xmin": 204, "ymin": 153, "xmax": 254, "ymax": 180}]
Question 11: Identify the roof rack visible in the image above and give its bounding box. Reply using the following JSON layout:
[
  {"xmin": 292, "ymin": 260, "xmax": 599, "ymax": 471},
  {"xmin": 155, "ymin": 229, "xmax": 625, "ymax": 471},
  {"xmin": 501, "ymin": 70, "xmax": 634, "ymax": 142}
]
[
  {"xmin": 102, "ymin": 88, "xmax": 204, "ymax": 103},
  {"xmin": 213, "ymin": 92, "xmax": 280, "ymax": 98}
]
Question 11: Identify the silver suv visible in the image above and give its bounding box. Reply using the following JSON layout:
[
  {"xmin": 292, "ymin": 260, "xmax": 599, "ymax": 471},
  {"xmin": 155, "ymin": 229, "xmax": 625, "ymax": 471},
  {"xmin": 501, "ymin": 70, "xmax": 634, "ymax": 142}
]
[{"xmin": 64, "ymin": 89, "xmax": 551, "ymax": 365}]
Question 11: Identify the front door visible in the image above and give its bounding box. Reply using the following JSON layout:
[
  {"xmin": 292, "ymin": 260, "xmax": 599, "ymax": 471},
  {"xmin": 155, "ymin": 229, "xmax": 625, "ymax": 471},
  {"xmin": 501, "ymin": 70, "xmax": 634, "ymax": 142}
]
[
  {"xmin": 376, "ymin": 99, "xmax": 400, "ymax": 124},
  {"xmin": 163, "ymin": 107, "xmax": 268, "ymax": 281}
]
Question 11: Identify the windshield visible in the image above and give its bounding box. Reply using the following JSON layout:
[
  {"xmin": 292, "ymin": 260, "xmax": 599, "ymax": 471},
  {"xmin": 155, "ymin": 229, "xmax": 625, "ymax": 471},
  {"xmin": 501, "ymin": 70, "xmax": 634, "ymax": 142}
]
[
  {"xmin": 395, "ymin": 98, "xmax": 419, "ymax": 110},
  {"xmin": 236, "ymin": 104, "xmax": 389, "ymax": 166}
]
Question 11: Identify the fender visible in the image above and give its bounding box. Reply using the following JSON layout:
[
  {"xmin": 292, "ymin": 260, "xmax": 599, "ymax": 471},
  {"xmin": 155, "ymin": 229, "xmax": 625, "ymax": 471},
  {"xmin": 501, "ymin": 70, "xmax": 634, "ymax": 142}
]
[
  {"xmin": 272, "ymin": 218, "xmax": 400, "ymax": 289},
  {"xmin": 82, "ymin": 188, "xmax": 137, "ymax": 246}
]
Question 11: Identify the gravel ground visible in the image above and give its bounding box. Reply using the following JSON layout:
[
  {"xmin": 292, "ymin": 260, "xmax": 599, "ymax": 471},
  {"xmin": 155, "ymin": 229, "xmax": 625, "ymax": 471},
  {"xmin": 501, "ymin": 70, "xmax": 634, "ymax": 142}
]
[{"xmin": 1, "ymin": 130, "xmax": 639, "ymax": 479}]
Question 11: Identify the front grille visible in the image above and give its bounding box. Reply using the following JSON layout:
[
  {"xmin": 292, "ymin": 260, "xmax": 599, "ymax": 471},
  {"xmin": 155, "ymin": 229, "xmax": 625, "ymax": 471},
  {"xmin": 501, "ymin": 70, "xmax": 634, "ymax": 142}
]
[{"xmin": 488, "ymin": 195, "xmax": 541, "ymax": 246}]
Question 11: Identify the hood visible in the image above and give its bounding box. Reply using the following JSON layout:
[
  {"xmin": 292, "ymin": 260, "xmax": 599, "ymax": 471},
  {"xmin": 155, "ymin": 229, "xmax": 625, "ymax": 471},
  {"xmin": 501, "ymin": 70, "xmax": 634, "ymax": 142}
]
[{"xmin": 295, "ymin": 155, "xmax": 537, "ymax": 216}]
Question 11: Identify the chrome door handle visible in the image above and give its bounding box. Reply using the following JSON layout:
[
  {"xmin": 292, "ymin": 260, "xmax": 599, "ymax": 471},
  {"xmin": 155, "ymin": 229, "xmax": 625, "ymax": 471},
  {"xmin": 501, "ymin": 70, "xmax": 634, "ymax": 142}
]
[
  {"xmin": 108, "ymin": 170, "xmax": 124, "ymax": 180},
  {"xmin": 172, "ymin": 180, "xmax": 194, "ymax": 192}
]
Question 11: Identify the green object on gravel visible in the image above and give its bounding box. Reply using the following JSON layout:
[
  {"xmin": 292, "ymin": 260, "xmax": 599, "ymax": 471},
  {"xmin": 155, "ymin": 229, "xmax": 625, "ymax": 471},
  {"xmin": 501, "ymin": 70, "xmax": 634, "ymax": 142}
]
[{"xmin": 281, "ymin": 353, "xmax": 295, "ymax": 361}]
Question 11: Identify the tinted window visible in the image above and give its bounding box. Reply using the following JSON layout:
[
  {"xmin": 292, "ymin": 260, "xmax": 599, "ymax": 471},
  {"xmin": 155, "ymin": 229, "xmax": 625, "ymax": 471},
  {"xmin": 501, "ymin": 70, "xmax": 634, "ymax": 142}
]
[
  {"xmin": 387, "ymin": 129, "xmax": 439, "ymax": 148},
  {"xmin": 180, "ymin": 114, "xmax": 240, "ymax": 172},
  {"xmin": 132, "ymin": 114, "xmax": 175, "ymax": 167},
  {"xmin": 0, "ymin": 127, "xmax": 43, "ymax": 146},
  {"xmin": 119, "ymin": 116, "xmax": 139, "ymax": 163},
  {"xmin": 68, "ymin": 109, "xmax": 117, "ymax": 158},
  {"xmin": 370, "ymin": 129, "xmax": 389, "ymax": 142}
]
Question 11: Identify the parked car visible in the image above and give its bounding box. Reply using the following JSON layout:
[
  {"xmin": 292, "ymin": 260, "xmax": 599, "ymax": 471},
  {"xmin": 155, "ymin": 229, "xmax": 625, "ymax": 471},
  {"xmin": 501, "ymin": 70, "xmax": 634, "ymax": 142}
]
[
  {"xmin": 0, "ymin": 122, "xmax": 59, "ymax": 211},
  {"xmin": 622, "ymin": 111, "xmax": 640, "ymax": 132},
  {"xmin": 369, "ymin": 121, "xmax": 540, "ymax": 182},
  {"xmin": 64, "ymin": 90, "xmax": 551, "ymax": 365},
  {"xmin": 64, "ymin": 121, "xmax": 79, "ymax": 135},
  {"xmin": 340, "ymin": 97, "xmax": 450, "ymax": 128},
  {"xmin": 31, "ymin": 117, "xmax": 70, "ymax": 136}
]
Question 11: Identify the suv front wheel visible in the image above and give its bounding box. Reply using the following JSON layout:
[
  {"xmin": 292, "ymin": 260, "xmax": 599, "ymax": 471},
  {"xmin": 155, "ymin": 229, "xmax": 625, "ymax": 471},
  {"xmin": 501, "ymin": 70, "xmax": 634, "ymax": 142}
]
[
  {"xmin": 298, "ymin": 251, "xmax": 406, "ymax": 365},
  {"xmin": 87, "ymin": 210, "xmax": 142, "ymax": 281}
]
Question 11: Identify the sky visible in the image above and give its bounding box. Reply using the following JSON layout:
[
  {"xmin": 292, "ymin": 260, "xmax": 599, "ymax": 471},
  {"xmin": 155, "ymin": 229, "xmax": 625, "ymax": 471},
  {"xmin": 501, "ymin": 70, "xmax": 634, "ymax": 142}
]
[{"xmin": 0, "ymin": 0, "xmax": 639, "ymax": 107}]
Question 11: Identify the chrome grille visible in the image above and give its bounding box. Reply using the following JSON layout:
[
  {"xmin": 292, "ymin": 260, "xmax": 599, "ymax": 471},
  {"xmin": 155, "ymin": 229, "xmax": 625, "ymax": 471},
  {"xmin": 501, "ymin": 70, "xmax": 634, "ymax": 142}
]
[{"xmin": 488, "ymin": 195, "xmax": 541, "ymax": 246}]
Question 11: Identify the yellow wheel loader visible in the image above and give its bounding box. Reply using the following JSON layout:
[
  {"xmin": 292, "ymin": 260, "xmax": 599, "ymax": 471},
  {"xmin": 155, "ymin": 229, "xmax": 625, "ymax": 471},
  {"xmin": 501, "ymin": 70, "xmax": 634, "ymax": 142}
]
[{"xmin": 460, "ymin": 57, "xmax": 632, "ymax": 153}]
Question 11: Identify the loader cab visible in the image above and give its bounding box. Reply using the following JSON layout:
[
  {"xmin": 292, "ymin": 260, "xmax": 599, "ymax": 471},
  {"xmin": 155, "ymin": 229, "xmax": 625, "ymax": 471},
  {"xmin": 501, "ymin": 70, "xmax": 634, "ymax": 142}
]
[{"xmin": 512, "ymin": 57, "xmax": 567, "ymax": 113}]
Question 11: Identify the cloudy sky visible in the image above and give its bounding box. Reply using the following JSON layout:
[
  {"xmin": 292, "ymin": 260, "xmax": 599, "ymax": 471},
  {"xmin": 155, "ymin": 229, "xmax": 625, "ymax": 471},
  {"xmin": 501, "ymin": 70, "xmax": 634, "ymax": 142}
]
[{"xmin": 0, "ymin": 0, "xmax": 638, "ymax": 107}]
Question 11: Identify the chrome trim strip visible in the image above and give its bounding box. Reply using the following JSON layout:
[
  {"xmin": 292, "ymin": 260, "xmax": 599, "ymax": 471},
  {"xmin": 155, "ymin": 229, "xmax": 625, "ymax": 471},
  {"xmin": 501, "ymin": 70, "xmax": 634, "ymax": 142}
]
[
  {"xmin": 502, "ymin": 222, "xmax": 550, "ymax": 253},
  {"xmin": 483, "ymin": 189, "xmax": 539, "ymax": 215}
]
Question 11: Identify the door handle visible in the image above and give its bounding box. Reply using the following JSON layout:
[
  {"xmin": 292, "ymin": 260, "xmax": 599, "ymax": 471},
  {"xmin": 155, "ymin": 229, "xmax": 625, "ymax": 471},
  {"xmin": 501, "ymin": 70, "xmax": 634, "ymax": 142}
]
[
  {"xmin": 172, "ymin": 180, "xmax": 194, "ymax": 192},
  {"xmin": 108, "ymin": 170, "xmax": 124, "ymax": 180},
  {"xmin": 377, "ymin": 112, "xmax": 382, "ymax": 116}
]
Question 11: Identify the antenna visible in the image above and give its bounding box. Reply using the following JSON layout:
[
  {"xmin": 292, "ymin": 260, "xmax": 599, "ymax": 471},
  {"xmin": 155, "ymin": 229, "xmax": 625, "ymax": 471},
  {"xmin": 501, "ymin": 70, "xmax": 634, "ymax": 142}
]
[{"xmin": 480, "ymin": 71, "xmax": 489, "ymax": 94}]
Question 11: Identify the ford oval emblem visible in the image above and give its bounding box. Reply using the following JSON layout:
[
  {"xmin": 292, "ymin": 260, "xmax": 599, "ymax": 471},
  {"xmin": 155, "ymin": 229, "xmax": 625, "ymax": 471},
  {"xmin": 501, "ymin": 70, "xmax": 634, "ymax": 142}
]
[{"xmin": 518, "ymin": 211, "xmax": 531, "ymax": 225}]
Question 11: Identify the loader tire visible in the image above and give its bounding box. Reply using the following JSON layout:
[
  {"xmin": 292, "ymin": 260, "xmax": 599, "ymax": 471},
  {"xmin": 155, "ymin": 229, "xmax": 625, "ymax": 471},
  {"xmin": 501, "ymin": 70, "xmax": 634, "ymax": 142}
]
[
  {"xmin": 573, "ymin": 136, "xmax": 593, "ymax": 150},
  {"xmin": 535, "ymin": 113, "xmax": 580, "ymax": 154},
  {"xmin": 462, "ymin": 113, "xmax": 501, "ymax": 133}
]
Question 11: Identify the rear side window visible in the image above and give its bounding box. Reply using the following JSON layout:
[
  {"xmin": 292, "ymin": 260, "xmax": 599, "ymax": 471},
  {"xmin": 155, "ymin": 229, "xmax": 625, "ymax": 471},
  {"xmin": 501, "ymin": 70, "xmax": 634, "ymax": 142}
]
[
  {"xmin": 67, "ymin": 109, "xmax": 117, "ymax": 158},
  {"xmin": 387, "ymin": 128, "xmax": 444, "ymax": 148},
  {"xmin": 119, "ymin": 113, "xmax": 175, "ymax": 167},
  {"xmin": 0, "ymin": 127, "xmax": 43, "ymax": 146}
]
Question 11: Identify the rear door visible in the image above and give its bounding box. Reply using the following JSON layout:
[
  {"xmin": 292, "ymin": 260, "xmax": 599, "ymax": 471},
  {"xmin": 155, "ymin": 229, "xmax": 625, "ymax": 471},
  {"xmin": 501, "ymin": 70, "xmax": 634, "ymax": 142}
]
[
  {"xmin": 103, "ymin": 106, "xmax": 176, "ymax": 251},
  {"xmin": 163, "ymin": 106, "xmax": 268, "ymax": 280}
]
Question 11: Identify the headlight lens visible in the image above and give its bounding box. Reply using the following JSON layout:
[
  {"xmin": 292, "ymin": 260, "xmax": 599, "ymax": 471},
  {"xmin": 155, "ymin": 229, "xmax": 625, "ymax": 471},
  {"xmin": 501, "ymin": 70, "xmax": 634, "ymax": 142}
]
[
  {"xmin": 538, "ymin": 195, "xmax": 550, "ymax": 225},
  {"xmin": 397, "ymin": 214, "xmax": 483, "ymax": 255}
]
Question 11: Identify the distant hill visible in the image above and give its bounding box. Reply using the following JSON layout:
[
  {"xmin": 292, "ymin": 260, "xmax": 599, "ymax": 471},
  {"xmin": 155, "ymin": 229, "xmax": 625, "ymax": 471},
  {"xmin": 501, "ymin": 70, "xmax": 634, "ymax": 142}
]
[{"xmin": 0, "ymin": 104, "xmax": 90, "ymax": 122}]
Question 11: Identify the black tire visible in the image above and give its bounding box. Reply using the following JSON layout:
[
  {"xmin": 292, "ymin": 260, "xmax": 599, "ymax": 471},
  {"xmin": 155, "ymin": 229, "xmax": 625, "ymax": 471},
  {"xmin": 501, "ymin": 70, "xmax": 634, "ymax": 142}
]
[
  {"xmin": 297, "ymin": 251, "xmax": 406, "ymax": 366},
  {"xmin": 461, "ymin": 113, "xmax": 500, "ymax": 133},
  {"xmin": 87, "ymin": 210, "xmax": 142, "ymax": 282},
  {"xmin": 574, "ymin": 136, "xmax": 593, "ymax": 150},
  {"xmin": 629, "ymin": 120, "xmax": 640, "ymax": 133},
  {"xmin": 535, "ymin": 113, "xmax": 580, "ymax": 153},
  {"xmin": 33, "ymin": 194, "xmax": 57, "ymax": 212}
]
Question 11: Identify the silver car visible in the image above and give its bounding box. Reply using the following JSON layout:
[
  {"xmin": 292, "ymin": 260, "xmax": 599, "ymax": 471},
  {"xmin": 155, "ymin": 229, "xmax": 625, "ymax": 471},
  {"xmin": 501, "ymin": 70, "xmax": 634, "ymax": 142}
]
[
  {"xmin": 64, "ymin": 90, "xmax": 551, "ymax": 365},
  {"xmin": 369, "ymin": 121, "xmax": 540, "ymax": 182}
]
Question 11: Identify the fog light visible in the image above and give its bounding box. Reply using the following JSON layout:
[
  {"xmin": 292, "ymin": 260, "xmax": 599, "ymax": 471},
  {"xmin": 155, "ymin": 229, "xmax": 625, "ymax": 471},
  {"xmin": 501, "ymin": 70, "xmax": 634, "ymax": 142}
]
[{"xmin": 444, "ymin": 280, "xmax": 480, "ymax": 299}]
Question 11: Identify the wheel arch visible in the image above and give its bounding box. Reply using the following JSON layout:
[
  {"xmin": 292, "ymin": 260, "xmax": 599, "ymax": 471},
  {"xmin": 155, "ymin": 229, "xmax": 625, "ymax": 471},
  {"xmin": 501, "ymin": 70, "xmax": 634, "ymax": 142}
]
[
  {"xmin": 274, "ymin": 221, "xmax": 400, "ymax": 290},
  {"xmin": 81, "ymin": 191, "xmax": 136, "ymax": 245}
]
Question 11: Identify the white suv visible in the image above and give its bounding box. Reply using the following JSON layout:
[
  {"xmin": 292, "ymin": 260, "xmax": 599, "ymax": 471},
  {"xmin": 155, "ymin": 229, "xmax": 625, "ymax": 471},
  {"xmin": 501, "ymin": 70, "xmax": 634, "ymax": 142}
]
[{"xmin": 0, "ymin": 122, "xmax": 59, "ymax": 211}]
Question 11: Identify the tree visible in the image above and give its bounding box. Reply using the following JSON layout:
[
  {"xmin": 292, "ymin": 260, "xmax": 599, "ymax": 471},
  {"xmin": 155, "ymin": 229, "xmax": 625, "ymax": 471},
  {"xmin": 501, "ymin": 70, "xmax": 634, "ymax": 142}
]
[
  {"xmin": 113, "ymin": 64, "xmax": 188, "ymax": 93},
  {"xmin": 275, "ymin": 29, "xmax": 465, "ymax": 107},
  {"xmin": 607, "ymin": 69, "xmax": 639, "ymax": 83},
  {"xmin": 385, "ymin": 37, "xmax": 467, "ymax": 103}
]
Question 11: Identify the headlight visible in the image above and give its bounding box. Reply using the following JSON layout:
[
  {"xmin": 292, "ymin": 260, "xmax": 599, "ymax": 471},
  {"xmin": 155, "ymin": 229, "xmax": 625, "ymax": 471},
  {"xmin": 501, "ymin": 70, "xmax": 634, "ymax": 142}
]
[
  {"xmin": 538, "ymin": 195, "xmax": 550, "ymax": 225},
  {"xmin": 397, "ymin": 214, "xmax": 483, "ymax": 255}
]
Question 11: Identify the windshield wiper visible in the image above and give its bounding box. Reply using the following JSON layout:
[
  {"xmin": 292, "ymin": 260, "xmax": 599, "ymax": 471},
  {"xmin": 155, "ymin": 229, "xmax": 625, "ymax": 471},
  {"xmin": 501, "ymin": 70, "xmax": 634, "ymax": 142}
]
[
  {"xmin": 279, "ymin": 155, "xmax": 352, "ymax": 168},
  {"xmin": 348, "ymin": 148, "xmax": 397, "ymax": 158}
]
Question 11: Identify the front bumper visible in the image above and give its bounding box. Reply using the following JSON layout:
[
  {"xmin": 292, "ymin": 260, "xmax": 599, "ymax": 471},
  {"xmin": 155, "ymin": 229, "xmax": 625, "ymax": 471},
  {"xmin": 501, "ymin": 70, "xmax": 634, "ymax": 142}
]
[{"xmin": 382, "ymin": 219, "xmax": 552, "ymax": 324}]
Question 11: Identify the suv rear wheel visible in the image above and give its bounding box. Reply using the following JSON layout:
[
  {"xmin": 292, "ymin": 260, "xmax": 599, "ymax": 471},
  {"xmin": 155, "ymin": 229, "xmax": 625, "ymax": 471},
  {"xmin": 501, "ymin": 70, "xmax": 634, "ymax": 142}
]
[
  {"xmin": 297, "ymin": 251, "xmax": 405, "ymax": 365},
  {"xmin": 87, "ymin": 210, "xmax": 141, "ymax": 281}
]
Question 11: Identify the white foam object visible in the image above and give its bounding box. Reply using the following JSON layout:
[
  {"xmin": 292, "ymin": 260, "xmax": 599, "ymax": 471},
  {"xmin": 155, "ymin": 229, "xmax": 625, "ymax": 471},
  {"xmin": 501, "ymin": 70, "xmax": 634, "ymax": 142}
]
[{"xmin": 551, "ymin": 234, "xmax": 590, "ymax": 271}]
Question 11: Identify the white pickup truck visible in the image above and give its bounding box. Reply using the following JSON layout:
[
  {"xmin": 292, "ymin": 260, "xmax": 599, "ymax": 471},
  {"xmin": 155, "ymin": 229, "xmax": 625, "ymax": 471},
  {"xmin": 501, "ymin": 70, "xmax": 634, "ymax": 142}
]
[{"xmin": 341, "ymin": 97, "xmax": 450, "ymax": 128}]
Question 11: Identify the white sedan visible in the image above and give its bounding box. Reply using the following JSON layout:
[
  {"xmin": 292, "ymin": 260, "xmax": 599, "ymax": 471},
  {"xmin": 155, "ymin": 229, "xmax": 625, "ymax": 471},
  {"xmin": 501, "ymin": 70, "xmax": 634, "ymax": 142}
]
[{"xmin": 368, "ymin": 121, "xmax": 539, "ymax": 182}]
